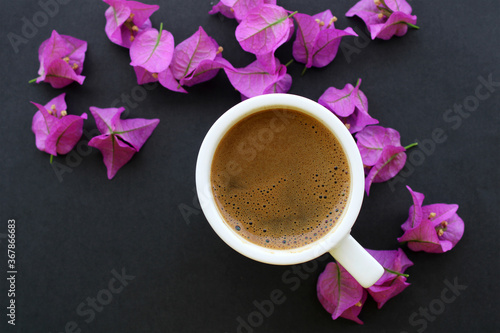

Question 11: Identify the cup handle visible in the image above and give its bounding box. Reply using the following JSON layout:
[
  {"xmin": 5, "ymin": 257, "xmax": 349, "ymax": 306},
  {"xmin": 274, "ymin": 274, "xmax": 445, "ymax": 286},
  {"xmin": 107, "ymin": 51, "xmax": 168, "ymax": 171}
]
[{"xmin": 328, "ymin": 234, "xmax": 384, "ymax": 288}]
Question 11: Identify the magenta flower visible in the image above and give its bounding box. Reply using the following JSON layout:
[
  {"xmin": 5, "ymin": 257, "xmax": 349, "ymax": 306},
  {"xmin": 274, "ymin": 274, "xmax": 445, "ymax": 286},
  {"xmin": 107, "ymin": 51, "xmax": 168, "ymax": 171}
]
[
  {"xmin": 88, "ymin": 106, "xmax": 159, "ymax": 179},
  {"xmin": 346, "ymin": 0, "xmax": 418, "ymax": 40},
  {"xmin": 317, "ymin": 262, "xmax": 366, "ymax": 324},
  {"xmin": 318, "ymin": 79, "xmax": 378, "ymax": 134},
  {"xmin": 397, "ymin": 186, "xmax": 465, "ymax": 253},
  {"xmin": 366, "ymin": 249, "xmax": 413, "ymax": 308},
  {"xmin": 129, "ymin": 23, "xmax": 174, "ymax": 75},
  {"xmin": 224, "ymin": 58, "xmax": 292, "ymax": 100},
  {"xmin": 31, "ymin": 93, "xmax": 87, "ymax": 158},
  {"xmin": 209, "ymin": 0, "xmax": 277, "ymax": 22},
  {"xmin": 293, "ymin": 10, "xmax": 357, "ymax": 74},
  {"xmin": 31, "ymin": 30, "xmax": 87, "ymax": 88},
  {"xmin": 170, "ymin": 26, "xmax": 228, "ymax": 88},
  {"xmin": 235, "ymin": 4, "xmax": 295, "ymax": 72},
  {"xmin": 356, "ymin": 125, "xmax": 402, "ymax": 167},
  {"xmin": 354, "ymin": 125, "xmax": 418, "ymax": 195},
  {"xmin": 103, "ymin": 0, "xmax": 159, "ymax": 48}
]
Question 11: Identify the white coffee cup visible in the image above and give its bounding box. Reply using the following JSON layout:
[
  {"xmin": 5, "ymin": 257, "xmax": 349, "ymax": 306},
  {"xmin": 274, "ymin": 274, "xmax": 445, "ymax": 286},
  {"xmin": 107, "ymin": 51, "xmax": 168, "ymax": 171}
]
[{"xmin": 196, "ymin": 93, "xmax": 383, "ymax": 288}]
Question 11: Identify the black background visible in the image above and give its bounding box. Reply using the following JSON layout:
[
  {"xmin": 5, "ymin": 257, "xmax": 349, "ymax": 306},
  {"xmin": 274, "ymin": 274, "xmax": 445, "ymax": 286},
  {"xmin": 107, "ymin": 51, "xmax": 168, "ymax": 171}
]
[{"xmin": 1, "ymin": 0, "xmax": 499, "ymax": 332}]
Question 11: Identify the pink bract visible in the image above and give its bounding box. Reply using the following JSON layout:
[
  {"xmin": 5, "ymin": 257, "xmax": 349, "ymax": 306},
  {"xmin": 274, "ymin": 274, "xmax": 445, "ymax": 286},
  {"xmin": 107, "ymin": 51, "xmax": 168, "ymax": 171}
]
[
  {"xmin": 317, "ymin": 262, "xmax": 366, "ymax": 324},
  {"xmin": 31, "ymin": 93, "xmax": 87, "ymax": 156},
  {"xmin": 346, "ymin": 0, "xmax": 417, "ymax": 40},
  {"xmin": 88, "ymin": 106, "xmax": 159, "ymax": 179},
  {"xmin": 398, "ymin": 186, "xmax": 465, "ymax": 253},
  {"xmin": 103, "ymin": 0, "xmax": 159, "ymax": 48},
  {"xmin": 35, "ymin": 30, "xmax": 87, "ymax": 88}
]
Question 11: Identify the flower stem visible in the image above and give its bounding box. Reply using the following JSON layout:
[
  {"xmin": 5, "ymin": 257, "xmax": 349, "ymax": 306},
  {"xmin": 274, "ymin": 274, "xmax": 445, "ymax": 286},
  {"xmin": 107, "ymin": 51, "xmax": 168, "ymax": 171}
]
[
  {"xmin": 384, "ymin": 267, "xmax": 409, "ymax": 277},
  {"xmin": 406, "ymin": 22, "xmax": 420, "ymax": 30},
  {"xmin": 28, "ymin": 78, "xmax": 38, "ymax": 84},
  {"xmin": 288, "ymin": 11, "xmax": 298, "ymax": 19},
  {"xmin": 284, "ymin": 59, "xmax": 294, "ymax": 67},
  {"xmin": 50, "ymin": 154, "xmax": 54, "ymax": 164},
  {"xmin": 404, "ymin": 142, "xmax": 418, "ymax": 150},
  {"xmin": 301, "ymin": 65, "xmax": 307, "ymax": 76}
]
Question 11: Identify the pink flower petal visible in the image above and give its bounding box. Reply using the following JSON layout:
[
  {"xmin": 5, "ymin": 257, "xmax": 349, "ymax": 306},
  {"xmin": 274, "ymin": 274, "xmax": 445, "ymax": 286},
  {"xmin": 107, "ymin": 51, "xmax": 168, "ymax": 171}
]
[
  {"xmin": 88, "ymin": 134, "xmax": 137, "ymax": 179},
  {"xmin": 356, "ymin": 126, "xmax": 402, "ymax": 166},
  {"xmin": 317, "ymin": 262, "xmax": 365, "ymax": 323},
  {"xmin": 292, "ymin": 13, "xmax": 321, "ymax": 68},
  {"xmin": 398, "ymin": 219, "xmax": 442, "ymax": 253},
  {"xmin": 130, "ymin": 27, "xmax": 175, "ymax": 74},
  {"xmin": 221, "ymin": 0, "xmax": 264, "ymax": 22},
  {"xmin": 367, "ymin": 248, "xmax": 413, "ymax": 285},
  {"xmin": 158, "ymin": 67, "xmax": 187, "ymax": 93},
  {"xmin": 133, "ymin": 66, "xmax": 159, "ymax": 85},
  {"xmin": 224, "ymin": 58, "xmax": 290, "ymax": 99},
  {"xmin": 365, "ymin": 145, "xmax": 406, "ymax": 195},
  {"xmin": 401, "ymin": 186, "xmax": 425, "ymax": 231},
  {"xmin": 40, "ymin": 58, "xmax": 85, "ymax": 89},
  {"xmin": 89, "ymin": 106, "xmax": 124, "ymax": 135},
  {"xmin": 368, "ymin": 276, "xmax": 410, "ymax": 309},
  {"xmin": 171, "ymin": 27, "xmax": 219, "ymax": 81},
  {"xmin": 180, "ymin": 57, "xmax": 232, "ymax": 87},
  {"xmin": 46, "ymin": 114, "xmax": 87, "ymax": 155},
  {"xmin": 235, "ymin": 4, "xmax": 292, "ymax": 55},
  {"xmin": 311, "ymin": 27, "xmax": 357, "ymax": 68},
  {"xmin": 370, "ymin": 11, "xmax": 416, "ymax": 40},
  {"xmin": 318, "ymin": 83, "xmax": 357, "ymax": 117},
  {"xmin": 112, "ymin": 117, "xmax": 160, "ymax": 151},
  {"xmin": 209, "ymin": 1, "xmax": 236, "ymax": 19},
  {"xmin": 31, "ymin": 102, "xmax": 58, "ymax": 154},
  {"xmin": 104, "ymin": 0, "xmax": 131, "ymax": 46}
]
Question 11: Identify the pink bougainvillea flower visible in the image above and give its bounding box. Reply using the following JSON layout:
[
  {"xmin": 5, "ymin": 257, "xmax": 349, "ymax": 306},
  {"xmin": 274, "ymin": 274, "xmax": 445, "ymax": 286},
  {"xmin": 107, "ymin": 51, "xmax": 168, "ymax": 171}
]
[
  {"xmin": 318, "ymin": 79, "xmax": 378, "ymax": 134},
  {"xmin": 208, "ymin": 1, "xmax": 236, "ymax": 20},
  {"xmin": 103, "ymin": 0, "xmax": 159, "ymax": 48},
  {"xmin": 31, "ymin": 30, "xmax": 87, "ymax": 88},
  {"xmin": 346, "ymin": 0, "xmax": 418, "ymax": 40},
  {"xmin": 356, "ymin": 125, "xmax": 402, "ymax": 167},
  {"xmin": 88, "ymin": 106, "xmax": 159, "ymax": 179},
  {"xmin": 397, "ymin": 186, "xmax": 465, "ymax": 253},
  {"xmin": 293, "ymin": 10, "xmax": 357, "ymax": 73},
  {"xmin": 365, "ymin": 145, "xmax": 406, "ymax": 195},
  {"xmin": 317, "ymin": 262, "xmax": 366, "ymax": 324},
  {"xmin": 235, "ymin": 4, "xmax": 295, "ymax": 72},
  {"xmin": 224, "ymin": 58, "xmax": 292, "ymax": 100},
  {"xmin": 168, "ymin": 26, "xmax": 228, "ymax": 89},
  {"xmin": 366, "ymin": 248, "xmax": 413, "ymax": 308},
  {"xmin": 209, "ymin": 0, "xmax": 277, "ymax": 22},
  {"xmin": 130, "ymin": 23, "xmax": 175, "ymax": 75},
  {"xmin": 31, "ymin": 93, "xmax": 87, "ymax": 158}
]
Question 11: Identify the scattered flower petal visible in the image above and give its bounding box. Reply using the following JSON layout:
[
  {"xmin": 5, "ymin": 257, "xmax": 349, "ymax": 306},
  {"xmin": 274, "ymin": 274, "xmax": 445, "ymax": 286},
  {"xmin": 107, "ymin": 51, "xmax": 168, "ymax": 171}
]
[
  {"xmin": 293, "ymin": 10, "xmax": 357, "ymax": 70},
  {"xmin": 356, "ymin": 126, "xmax": 402, "ymax": 166},
  {"xmin": 319, "ymin": 79, "xmax": 377, "ymax": 133},
  {"xmin": 317, "ymin": 262, "xmax": 365, "ymax": 324},
  {"xmin": 346, "ymin": 0, "xmax": 418, "ymax": 40},
  {"xmin": 397, "ymin": 186, "xmax": 465, "ymax": 253},
  {"xmin": 31, "ymin": 94, "xmax": 87, "ymax": 156},
  {"xmin": 366, "ymin": 248, "xmax": 413, "ymax": 308},
  {"xmin": 103, "ymin": 0, "xmax": 159, "ymax": 48},
  {"xmin": 129, "ymin": 24, "xmax": 175, "ymax": 74},
  {"xmin": 365, "ymin": 145, "xmax": 406, "ymax": 195},
  {"xmin": 158, "ymin": 67, "xmax": 187, "ymax": 93},
  {"xmin": 235, "ymin": 4, "xmax": 294, "ymax": 56},
  {"xmin": 34, "ymin": 30, "xmax": 87, "ymax": 88},
  {"xmin": 208, "ymin": 1, "xmax": 236, "ymax": 20},
  {"xmin": 88, "ymin": 106, "xmax": 159, "ymax": 179},
  {"xmin": 170, "ymin": 26, "xmax": 225, "ymax": 87},
  {"xmin": 224, "ymin": 58, "xmax": 291, "ymax": 100}
]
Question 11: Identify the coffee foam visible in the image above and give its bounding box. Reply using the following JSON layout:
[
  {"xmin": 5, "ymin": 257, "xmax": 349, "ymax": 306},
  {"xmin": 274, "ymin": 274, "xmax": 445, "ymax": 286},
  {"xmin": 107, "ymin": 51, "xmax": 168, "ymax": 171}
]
[{"xmin": 211, "ymin": 108, "xmax": 350, "ymax": 250}]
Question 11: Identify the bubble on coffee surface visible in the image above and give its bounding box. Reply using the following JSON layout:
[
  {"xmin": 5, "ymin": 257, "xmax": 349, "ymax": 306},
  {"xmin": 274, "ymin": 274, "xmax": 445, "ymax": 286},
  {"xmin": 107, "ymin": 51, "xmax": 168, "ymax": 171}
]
[{"xmin": 211, "ymin": 108, "xmax": 351, "ymax": 250}]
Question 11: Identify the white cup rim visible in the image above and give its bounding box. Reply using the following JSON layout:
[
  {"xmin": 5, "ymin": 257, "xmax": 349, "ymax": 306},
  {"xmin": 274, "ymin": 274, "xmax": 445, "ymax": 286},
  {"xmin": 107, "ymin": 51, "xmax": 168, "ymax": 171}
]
[{"xmin": 195, "ymin": 93, "xmax": 365, "ymax": 265}]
